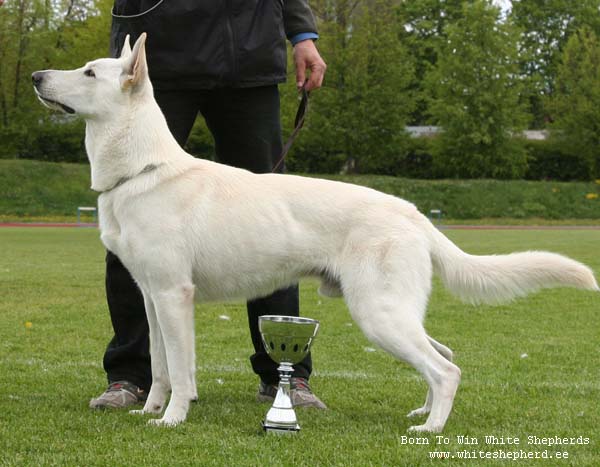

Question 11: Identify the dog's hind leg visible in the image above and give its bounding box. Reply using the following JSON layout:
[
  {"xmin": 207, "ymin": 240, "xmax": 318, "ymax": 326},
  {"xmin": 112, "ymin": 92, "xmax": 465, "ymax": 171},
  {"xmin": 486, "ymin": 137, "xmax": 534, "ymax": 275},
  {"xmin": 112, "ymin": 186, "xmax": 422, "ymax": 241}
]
[
  {"xmin": 338, "ymin": 230, "xmax": 461, "ymax": 432},
  {"xmin": 342, "ymin": 251, "xmax": 460, "ymax": 433},
  {"xmin": 146, "ymin": 282, "xmax": 197, "ymax": 427},
  {"xmin": 407, "ymin": 336, "xmax": 454, "ymax": 419},
  {"xmin": 354, "ymin": 304, "xmax": 461, "ymax": 433},
  {"xmin": 130, "ymin": 289, "xmax": 171, "ymax": 416}
]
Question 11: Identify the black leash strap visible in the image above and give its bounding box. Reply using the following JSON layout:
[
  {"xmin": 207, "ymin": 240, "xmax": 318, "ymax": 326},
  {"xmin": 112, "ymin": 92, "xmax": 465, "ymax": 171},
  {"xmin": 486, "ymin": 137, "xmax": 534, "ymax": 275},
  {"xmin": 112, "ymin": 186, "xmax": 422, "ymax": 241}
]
[{"xmin": 272, "ymin": 83, "xmax": 310, "ymax": 173}]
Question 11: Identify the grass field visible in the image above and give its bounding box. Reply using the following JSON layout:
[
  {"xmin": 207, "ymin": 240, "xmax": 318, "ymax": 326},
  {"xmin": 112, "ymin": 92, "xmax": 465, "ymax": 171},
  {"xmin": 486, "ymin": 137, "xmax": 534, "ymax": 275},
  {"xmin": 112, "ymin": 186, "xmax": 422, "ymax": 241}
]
[{"xmin": 0, "ymin": 227, "xmax": 599, "ymax": 466}]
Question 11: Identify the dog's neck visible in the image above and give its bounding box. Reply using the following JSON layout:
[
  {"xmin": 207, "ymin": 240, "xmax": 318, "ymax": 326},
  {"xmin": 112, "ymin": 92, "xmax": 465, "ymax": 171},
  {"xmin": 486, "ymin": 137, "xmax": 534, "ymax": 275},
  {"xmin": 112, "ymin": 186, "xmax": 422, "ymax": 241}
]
[{"xmin": 85, "ymin": 92, "xmax": 187, "ymax": 193}]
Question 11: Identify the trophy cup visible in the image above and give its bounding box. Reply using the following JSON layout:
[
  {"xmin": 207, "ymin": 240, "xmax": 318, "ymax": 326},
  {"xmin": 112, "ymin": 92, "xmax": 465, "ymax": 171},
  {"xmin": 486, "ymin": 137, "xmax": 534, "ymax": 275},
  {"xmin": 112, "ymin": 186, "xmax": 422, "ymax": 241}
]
[{"xmin": 259, "ymin": 315, "xmax": 320, "ymax": 434}]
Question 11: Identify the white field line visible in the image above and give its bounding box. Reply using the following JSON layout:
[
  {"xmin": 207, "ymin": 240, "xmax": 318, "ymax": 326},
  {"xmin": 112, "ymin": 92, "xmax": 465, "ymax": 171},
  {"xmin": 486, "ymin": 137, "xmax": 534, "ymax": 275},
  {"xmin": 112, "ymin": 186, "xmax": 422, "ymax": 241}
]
[{"xmin": 2, "ymin": 357, "xmax": 598, "ymax": 390}]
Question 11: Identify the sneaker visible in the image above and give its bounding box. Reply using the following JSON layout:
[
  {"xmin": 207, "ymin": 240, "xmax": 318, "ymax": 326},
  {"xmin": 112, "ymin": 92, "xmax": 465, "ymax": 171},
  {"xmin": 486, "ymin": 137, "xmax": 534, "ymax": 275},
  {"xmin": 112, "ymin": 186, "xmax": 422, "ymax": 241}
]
[
  {"xmin": 257, "ymin": 377, "xmax": 327, "ymax": 409},
  {"xmin": 291, "ymin": 377, "xmax": 327, "ymax": 409},
  {"xmin": 89, "ymin": 381, "xmax": 147, "ymax": 409},
  {"xmin": 257, "ymin": 380, "xmax": 278, "ymax": 403}
]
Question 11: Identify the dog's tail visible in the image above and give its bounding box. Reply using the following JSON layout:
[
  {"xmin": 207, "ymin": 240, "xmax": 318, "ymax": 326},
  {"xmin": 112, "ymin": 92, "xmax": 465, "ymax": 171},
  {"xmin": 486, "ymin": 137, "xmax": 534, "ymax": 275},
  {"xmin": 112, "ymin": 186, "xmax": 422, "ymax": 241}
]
[{"xmin": 424, "ymin": 220, "xmax": 599, "ymax": 305}]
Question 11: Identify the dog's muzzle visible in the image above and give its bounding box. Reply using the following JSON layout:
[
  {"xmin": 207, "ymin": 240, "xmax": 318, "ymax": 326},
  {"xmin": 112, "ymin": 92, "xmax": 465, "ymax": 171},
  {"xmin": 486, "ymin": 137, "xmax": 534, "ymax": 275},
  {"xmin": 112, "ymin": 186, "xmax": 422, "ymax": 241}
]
[
  {"xmin": 31, "ymin": 71, "xmax": 76, "ymax": 115},
  {"xmin": 31, "ymin": 71, "xmax": 45, "ymax": 88}
]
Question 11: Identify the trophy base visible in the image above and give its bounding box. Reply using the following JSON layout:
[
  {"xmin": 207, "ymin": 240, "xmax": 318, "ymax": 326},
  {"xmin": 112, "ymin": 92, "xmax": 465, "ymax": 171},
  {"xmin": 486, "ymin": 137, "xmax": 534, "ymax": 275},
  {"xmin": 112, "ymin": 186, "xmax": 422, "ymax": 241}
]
[{"xmin": 262, "ymin": 421, "xmax": 300, "ymax": 434}]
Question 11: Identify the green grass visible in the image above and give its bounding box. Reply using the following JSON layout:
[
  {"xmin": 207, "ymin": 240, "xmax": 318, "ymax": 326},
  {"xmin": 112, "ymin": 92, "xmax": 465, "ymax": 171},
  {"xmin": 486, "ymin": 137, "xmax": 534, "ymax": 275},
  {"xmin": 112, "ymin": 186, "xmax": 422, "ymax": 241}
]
[
  {"xmin": 0, "ymin": 228, "xmax": 598, "ymax": 466},
  {"xmin": 3, "ymin": 159, "xmax": 600, "ymax": 223},
  {"xmin": 0, "ymin": 160, "xmax": 97, "ymax": 220},
  {"xmin": 320, "ymin": 174, "xmax": 600, "ymax": 221}
]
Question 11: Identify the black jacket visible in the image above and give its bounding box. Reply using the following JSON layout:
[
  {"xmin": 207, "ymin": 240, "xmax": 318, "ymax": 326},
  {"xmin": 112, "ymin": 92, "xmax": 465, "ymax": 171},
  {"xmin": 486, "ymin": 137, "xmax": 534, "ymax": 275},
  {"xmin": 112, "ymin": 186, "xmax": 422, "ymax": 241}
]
[{"xmin": 110, "ymin": 0, "xmax": 318, "ymax": 89}]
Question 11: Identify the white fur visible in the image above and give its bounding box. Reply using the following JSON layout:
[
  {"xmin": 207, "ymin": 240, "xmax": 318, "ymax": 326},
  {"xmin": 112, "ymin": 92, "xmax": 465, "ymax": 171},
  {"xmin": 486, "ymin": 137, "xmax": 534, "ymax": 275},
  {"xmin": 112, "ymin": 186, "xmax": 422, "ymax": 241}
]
[{"xmin": 33, "ymin": 34, "xmax": 599, "ymax": 432}]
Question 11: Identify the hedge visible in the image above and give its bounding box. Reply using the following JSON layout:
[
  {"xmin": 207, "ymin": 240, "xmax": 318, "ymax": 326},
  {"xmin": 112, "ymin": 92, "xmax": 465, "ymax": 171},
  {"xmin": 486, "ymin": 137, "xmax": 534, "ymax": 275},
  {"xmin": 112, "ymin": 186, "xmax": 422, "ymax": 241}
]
[{"xmin": 1, "ymin": 121, "xmax": 597, "ymax": 181}]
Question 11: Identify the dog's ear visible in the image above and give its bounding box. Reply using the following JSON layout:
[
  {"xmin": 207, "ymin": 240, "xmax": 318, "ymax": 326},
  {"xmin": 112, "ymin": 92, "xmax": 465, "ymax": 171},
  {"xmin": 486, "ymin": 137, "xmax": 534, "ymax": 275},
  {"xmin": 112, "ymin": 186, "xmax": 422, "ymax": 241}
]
[
  {"xmin": 120, "ymin": 34, "xmax": 132, "ymax": 58},
  {"xmin": 122, "ymin": 32, "xmax": 148, "ymax": 90}
]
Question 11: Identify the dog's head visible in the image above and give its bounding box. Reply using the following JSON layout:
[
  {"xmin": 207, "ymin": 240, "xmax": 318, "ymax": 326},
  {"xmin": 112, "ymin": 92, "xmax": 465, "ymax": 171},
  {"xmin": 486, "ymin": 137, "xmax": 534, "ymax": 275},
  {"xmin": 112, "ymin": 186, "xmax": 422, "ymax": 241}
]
[{"xmin": 32, "ymin": 33, "xmax": 149, "ymax": 119}]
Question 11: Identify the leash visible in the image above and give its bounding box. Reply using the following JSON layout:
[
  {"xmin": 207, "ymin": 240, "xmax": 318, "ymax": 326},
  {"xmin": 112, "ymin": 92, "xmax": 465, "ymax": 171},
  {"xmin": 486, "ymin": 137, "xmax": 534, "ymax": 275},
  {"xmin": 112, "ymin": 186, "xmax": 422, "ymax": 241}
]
[{"xmin": 272, "ymin": 83, "xmax": 310, "ymax": 173}]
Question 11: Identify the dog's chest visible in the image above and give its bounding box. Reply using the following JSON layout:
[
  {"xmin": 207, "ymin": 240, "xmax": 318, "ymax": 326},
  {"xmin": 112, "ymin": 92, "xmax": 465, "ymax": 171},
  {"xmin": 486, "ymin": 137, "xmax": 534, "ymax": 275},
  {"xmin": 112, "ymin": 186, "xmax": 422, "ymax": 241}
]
[{"xmin": 97, "ymin": 197, "xmax": 127, "ymax": 256}]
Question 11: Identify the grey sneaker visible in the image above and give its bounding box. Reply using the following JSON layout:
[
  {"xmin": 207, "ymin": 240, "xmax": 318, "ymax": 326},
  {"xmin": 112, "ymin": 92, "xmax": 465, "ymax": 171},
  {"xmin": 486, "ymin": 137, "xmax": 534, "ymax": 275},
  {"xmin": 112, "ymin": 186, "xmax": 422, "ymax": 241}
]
[
  {"xmin": 257, "ymin": 377, "xmax": 327, "ymax": 409},
  {"xmin": 89, "ymin": 381, "xmax": 147, "ymax": 409},
  {"xmin": 257, "ymin": 380, "xmax": 278, "ymax": 403}
]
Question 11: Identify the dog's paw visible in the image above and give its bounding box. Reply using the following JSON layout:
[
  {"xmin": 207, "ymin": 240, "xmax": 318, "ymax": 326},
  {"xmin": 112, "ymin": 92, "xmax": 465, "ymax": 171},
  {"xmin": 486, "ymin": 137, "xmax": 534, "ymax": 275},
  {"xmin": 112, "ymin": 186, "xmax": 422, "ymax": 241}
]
[
  {"xmin": 130, "ymin": 403, "xmax": 164, "ymax": 415},
  {"xmin": 147, "ymin": 416, "xmax": 183, "ymax": 427},
  {"xmin": 407, "ymin": 407, "xmax": 430, "ymax": 418},
  {"xmin": 408, "ymin": 424, "xmax": 442, "ymax": 433}
]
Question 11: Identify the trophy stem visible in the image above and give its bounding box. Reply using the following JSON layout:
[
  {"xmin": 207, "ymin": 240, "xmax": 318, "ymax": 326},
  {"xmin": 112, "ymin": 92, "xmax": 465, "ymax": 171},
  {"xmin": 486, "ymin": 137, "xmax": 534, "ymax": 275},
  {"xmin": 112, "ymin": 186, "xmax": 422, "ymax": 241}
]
[
  {"xmin": 262, "ymin": 362, "xmax": 300, "ymax": 434},
  {"xmin": 278, "ymin": 362, "xmax": 293, "ymax": 397}
]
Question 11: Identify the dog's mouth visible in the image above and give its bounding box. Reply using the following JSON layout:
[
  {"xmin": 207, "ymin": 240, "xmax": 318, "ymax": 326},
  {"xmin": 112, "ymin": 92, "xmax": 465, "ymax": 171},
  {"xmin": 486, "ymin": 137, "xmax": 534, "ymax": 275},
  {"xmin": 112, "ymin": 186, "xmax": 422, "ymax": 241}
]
[{"xmin": 34, "ymin": 89, "xmax": 76, "ymax": 114}]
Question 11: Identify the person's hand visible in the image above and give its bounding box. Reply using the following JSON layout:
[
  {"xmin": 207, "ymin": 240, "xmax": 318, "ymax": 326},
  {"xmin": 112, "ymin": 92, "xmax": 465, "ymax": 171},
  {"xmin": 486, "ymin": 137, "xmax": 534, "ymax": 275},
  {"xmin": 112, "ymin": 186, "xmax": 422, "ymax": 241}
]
[{"xmin": 293, "ymin": 40, "xmax": 326, "ymax": 92}]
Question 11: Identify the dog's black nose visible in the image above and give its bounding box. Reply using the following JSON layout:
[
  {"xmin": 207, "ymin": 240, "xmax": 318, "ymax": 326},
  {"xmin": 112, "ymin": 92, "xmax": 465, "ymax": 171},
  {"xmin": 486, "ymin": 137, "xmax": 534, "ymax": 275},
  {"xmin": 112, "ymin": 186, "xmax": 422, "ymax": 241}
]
[{"xmin": 31, "ymin": 71, "xmax": 45, "ymax": 87}]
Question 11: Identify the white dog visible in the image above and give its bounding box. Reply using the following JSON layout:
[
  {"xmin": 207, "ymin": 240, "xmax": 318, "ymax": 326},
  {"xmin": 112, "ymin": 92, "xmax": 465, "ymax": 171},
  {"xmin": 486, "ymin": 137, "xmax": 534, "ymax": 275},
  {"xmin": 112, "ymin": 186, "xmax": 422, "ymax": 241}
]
[{"xmin": 33, "ymin": 34, "xmax": 598, "ymax": 432}]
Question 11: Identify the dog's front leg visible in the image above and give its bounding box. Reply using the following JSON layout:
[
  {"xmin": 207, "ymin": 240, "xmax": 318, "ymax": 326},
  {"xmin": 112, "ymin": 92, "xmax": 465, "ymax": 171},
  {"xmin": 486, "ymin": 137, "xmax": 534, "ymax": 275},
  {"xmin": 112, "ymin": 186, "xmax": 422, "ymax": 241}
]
[
  {"xmin": 147, "ymin": 283, "xmax": 197, "ymax": 427},
  {"xmin": 130, "ymin": 289, "xmax": 171, "ymax": 416}
]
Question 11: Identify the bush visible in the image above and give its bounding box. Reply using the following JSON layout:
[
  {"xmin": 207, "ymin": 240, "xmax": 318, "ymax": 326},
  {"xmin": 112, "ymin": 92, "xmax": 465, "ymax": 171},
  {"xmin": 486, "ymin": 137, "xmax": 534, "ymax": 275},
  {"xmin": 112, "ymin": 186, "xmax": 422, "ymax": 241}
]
[
  {"xmin": 0, "ymin": 126, "xmax": 23, "ymax": 159},
  {"xmin": 286, "ymin": 137, "xmax": 435, "ymax": 178},
  {"xmin": 287, "ymin": 132, "xmax": 596, "ymax": 182},
  {"xmin": 430, "ymin": 132, "xmax": 528, "ymax": 179},
  {"xmin": 524, "ymin": 138, "xmax": 593, "ymax": 181},
  {"xmin": 549, "ymin": 27, "xmax": 600, "ymax": 180},
  {"xmin": 398, "ymin": 137, "xmax": 435, "ymax": 179},
  {"xmin": 286, "ymin": 146, "xmax": 347, "ymax": 174},
  {"xmin": 0, "ymin": 118, "xmax": 86, "ymax": 163},
  {"xmin": 185, "ymin": 118, "xmax": 215, "ymax": 161}
]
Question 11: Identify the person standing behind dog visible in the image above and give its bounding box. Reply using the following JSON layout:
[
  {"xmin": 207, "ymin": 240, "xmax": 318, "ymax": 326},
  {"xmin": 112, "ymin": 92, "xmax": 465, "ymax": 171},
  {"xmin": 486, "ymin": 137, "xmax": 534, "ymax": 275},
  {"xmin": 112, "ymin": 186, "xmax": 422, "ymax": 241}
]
[{"xmin": 89, "ymin": 0, "xmax": 328, "ymax": 410}]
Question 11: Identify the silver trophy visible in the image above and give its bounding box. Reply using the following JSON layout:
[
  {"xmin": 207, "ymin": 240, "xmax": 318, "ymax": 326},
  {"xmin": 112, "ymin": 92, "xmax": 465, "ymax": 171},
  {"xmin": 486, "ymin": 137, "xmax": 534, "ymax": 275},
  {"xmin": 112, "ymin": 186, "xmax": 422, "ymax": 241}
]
[{"xmin": 259, "ymin": 315, "xmax": 320, "ymax": 434}]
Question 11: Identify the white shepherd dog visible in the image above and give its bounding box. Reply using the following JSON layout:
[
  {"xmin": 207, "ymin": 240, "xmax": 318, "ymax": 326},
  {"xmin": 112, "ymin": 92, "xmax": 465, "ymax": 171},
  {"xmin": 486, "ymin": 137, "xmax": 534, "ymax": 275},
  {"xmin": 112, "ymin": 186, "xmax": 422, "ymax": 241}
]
[{"xmin": 33, "ymin": 34, "xmax": 598, "ymax": 432}]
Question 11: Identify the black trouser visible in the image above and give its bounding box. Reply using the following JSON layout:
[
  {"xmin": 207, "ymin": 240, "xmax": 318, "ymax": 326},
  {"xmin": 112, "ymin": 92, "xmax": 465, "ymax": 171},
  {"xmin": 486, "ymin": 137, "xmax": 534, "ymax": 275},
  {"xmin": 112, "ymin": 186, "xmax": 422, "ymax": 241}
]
[{"xmin": 103, "ymin": 85, "xmax": 312, "ymax": 391}]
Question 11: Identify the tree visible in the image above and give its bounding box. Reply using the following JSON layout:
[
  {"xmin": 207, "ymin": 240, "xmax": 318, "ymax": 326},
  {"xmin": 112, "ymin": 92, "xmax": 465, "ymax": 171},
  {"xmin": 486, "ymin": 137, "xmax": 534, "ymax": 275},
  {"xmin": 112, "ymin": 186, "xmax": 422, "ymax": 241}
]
[
  {"xmin": 281, "ymin": 0, "xmax": 415, "ymax": 174},
  {"xmin": 396, "ymin": 0, "xmax": 465, "ymax": 124},
  {"xmin": 426, "ymin": 0, "xmax": 529, "ymax": 179},
  {"xmin": 510, "ymin": 0, "xmax": 600, "ymax": 127},
  {"xmin": 550, "ymin": 27, "xmax": 600, "ymax": 179},
  {"xmin": 0, "ymin": 0, "xmax": 111, "ymax": 159}
]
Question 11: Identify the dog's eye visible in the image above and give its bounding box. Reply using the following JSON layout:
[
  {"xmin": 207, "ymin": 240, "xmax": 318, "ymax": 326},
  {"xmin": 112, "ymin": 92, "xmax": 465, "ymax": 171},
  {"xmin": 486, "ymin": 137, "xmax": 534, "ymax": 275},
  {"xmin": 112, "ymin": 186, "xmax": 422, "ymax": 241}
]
[{"xmin": 84, "ymin": 69, "xmax": 96, "ymax": 78}]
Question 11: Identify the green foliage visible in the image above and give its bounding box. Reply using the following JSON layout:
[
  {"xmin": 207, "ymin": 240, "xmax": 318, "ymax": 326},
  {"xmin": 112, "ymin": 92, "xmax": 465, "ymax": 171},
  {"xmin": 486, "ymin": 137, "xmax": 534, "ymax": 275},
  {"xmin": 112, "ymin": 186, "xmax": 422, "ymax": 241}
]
[
  {"xmin": 510, "ymin": 0, "xmax": 600, "ymax": 127},
  {"xmin": 0, "ymin": 116, "xmax": 86, "ymax": 161},
  {"xmin": 392, "ymin": 137, "xmax": 435, "ymax": 179},
  {"xmin": 323, "ymin": 173, "xmax": 600, "ymax": 220},
  {"xmin": 0, "ymin": 0, "xmax": 112, "ymax": 157},
  {"xmin": 396, "ymin": 0, "xmax": 465, "ymax": 124},
  {"xmin": 0, "ymin": 159, "xmax": 96, "ymax": 218},
  {"xmin": 426, "ymin": 0, "xmax": 528, "ymax": 179},
  {"xmin": 549, "ymin": 27, "xmax": 600, "ymax": 179},
  {"xmin": 0, "ymin": 0, "xmax": 53, "ymax": 130},
  {"xmin": 282, "ymin": 0, "xmax": 415, "ymax": 174},
  {"xmin": 4, "ymin": 0, "xmax": 600, "ymax": 182},
  {"xmin": 524, "ymin": 139, "xmax": 593, "ymax": 181},
  {"xmin": 185, "ymin": 117, "xmax": 216, "ymax": 161}
]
